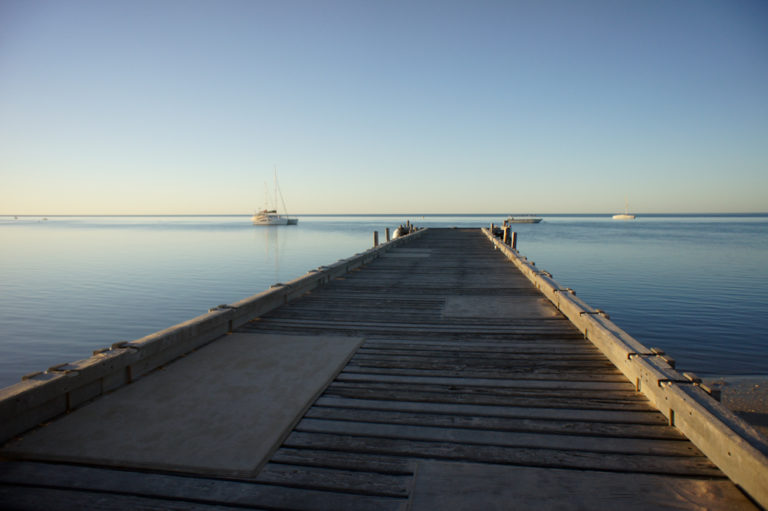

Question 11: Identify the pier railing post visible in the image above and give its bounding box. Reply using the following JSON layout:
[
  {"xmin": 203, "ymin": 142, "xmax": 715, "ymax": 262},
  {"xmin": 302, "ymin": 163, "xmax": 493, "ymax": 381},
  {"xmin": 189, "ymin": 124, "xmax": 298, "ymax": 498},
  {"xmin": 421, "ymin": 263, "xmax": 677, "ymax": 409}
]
[
  {"xmin": 373, "ymin": 231, "xmax": 379, "ymax": 247},
  {"xmin": 511, "ymin": 231, "xmax": 517, "ymax": 249},
  {"xmin": 385, "ymin": 227, "xmax": 390, "ymax": 242},
  {"xmin": 503, "ymin": 226, "xmax": 510, "ymax": 245}
]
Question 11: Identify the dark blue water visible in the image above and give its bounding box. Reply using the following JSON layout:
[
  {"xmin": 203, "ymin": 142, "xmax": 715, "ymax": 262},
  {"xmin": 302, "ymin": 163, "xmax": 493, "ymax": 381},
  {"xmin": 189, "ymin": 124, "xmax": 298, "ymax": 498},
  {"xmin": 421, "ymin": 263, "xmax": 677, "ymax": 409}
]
[
  {"xmin": 1, "ymin": 214, "xmax": 766, "ymax": 388},
  {"xmin": 518, "ymin": 216, "xmax": 768, "ymax": 377}
]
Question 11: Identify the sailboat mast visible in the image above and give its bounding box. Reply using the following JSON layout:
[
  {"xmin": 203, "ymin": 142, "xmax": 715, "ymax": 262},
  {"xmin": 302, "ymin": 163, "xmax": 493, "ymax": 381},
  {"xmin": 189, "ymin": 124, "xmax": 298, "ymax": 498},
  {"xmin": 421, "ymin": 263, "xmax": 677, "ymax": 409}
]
[{"xmin": 274, "ymin": 166, "xmax": 290, "ymax": 216}]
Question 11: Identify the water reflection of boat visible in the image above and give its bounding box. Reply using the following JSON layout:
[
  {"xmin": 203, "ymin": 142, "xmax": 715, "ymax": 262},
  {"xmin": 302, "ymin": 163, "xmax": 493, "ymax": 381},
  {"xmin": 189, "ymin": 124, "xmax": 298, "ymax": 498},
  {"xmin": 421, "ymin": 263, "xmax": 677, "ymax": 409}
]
[
  {"xmin": 612, "ymin": 199, "xmax": 636, "ymax": 220},
  {"xmin": 260, "ymin": 220, "xmax": 283, "ymax": 281},
  {"xmin": 506, "ymin": 216, "xmax": 542, "ymax": 224},
  {"xmin": 253, "ymin": 169, "xmax": 298, "ymax": 226}
]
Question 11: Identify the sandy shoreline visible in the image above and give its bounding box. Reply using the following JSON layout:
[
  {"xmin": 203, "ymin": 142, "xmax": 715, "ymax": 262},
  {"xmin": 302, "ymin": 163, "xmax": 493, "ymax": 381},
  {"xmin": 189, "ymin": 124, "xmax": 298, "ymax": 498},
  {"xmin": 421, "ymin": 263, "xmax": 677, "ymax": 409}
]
[{"xmin": 703, "ymin": 376, "xmax": 768, "ymax": 439}]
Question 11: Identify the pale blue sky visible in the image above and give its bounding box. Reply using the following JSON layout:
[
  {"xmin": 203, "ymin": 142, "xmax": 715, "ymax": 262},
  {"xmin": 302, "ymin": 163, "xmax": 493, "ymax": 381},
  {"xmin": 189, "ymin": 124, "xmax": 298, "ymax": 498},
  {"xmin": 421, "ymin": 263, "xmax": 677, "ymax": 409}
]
[{"xmin": 1, "ymin": 0, "xmax": 766, "ymax": 214}]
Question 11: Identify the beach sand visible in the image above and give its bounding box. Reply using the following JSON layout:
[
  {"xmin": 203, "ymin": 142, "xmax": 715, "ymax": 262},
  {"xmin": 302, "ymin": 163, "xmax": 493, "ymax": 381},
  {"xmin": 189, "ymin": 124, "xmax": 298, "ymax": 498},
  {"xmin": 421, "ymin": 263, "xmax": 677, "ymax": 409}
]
[{"xmin": 704, "ymin": 376, "xmax": 768, "ymax": 439}]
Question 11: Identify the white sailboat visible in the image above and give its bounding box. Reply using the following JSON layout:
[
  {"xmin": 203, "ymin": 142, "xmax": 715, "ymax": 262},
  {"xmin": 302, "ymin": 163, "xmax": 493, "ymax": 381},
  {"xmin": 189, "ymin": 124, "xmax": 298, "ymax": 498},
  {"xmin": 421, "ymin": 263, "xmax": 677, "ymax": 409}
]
[
  {"xmin": 612, "ymin": 199, "xmax": 636, "ymax": 220},
  {"xmin": 252, "ymin": 169, "xmax": 298, "ymax": 226}
]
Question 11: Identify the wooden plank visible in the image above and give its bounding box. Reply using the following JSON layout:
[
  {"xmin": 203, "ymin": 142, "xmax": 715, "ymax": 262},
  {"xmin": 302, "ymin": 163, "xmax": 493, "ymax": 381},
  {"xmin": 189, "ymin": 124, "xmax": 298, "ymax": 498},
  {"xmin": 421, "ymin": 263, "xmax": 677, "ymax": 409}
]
[
  {"xmin": 294, "ymin": 418, "xmax": 697, "ymax": 456},
  {"xmin": 295, "ymin": 288, "xmax": 544, "ymax": 298},
  {"xmin": 331, "ymin": 375, "xmax": 640, "ymax": 392},
  {"xmin": 0, "ymin": 485, "xmax": 233, "ymax": 511},
  {"xmin": 336, "ymin": 370, "xmax": 644, "ymax": 392},
  {"xmin": 347, "ymin": 357, "xmax": 623, "ymax": 374},
  {"xmin": 354, "ymin": 348, "xmax": 609, "ymax": 361},
  {"xmin": 359, "ymin": 342, "xmax": 601, "ymax": 354},
  {"xmin": 0, "ymin": 461, "xmax": 407, "ymax": 511},
  {"xmin": 245, "ymin": 323, "xmax": 584, "ymax": 341},
  {"xmin": 336, "ymin": 372, "xmax": 636, "ymax": 391},
  {"xmin": 248, "ymin": 321, "xmax": 570, "ymax": 333},
  {"xmin": 349, "ymin": 352, "xmax": 617, "ymax": 367},
  {"xmin": 350, "ymin": 356, "xmax": 617, "ymax": 371},
  {"xmin": 304, "ymin": 406, "xmax": 684, "ymax": 440},
  {"xmin": 347, "ymin": 356, "xmax": 608, "ymax": 368},
  {"xmin": 323, "ymin": 385, "xmax": 653, "ymax": 411},
  {"xmin": 314, "ymin": 396, "xmax": 669, "ymax": 424},
  {"xmin": 283, "ymin": 431, "xmax": 722, "ymax": 477},
  {"xmin": 255, "ymin": 325, "xmax": 578, "ymax": 338},
  {"xmin": 270, "ymin": 448, "xmax": 416, "ymax": 474},
  {"xmin": 341, "ymin": 365, "xmax": 629, "ymax": 382},
  {"xmin": 361, "ymin": 338, "xmax": 596, "ymax": 350},
  {"xmin": 257, "ymin": 463, "xmax": 412, "ymax": 498},
  {"xmin": 251, "ymin": 318, "xmax": 577, "ymax": 333},
  {"xmin": 328, "ymin": 380, "xmax": 644, "ymax": 401}
]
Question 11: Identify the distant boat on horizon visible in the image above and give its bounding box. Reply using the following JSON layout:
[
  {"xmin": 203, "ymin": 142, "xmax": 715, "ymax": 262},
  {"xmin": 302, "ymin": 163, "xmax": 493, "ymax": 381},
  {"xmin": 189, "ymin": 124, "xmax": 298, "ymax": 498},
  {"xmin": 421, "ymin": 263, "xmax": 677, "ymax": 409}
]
[
  {"xmin": 506, "ymin": 215, "xmax": 542, "ymax": 224},
  {"xmin": 252, "ymin": 209, "xmax": 298, "ymax": 225},
  {"xmin": 613, "ymin": 199, "xmax": 636, "ymax": 220},
  {"xmin": 253, "ymin": 169, "xmax": 298, "ymax": 226}
]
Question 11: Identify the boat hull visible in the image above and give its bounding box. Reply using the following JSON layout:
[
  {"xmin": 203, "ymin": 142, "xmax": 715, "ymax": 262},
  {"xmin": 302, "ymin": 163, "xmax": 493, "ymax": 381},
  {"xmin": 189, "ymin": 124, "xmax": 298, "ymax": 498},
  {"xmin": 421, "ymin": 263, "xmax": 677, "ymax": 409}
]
[
  {"xmin": 253, "ymin": 217, "xmax": 289, "ymax": 225},
  {"xmin": 612, "ymin": 214, "xmax": 636, "ymax": 220},
  {"xmin": 506, "ymin": 217, "xmax": 542, "ymax": 223},
  {"xmin": 252, "ymin": 210, "xmax": 298, "ymax": 225}
]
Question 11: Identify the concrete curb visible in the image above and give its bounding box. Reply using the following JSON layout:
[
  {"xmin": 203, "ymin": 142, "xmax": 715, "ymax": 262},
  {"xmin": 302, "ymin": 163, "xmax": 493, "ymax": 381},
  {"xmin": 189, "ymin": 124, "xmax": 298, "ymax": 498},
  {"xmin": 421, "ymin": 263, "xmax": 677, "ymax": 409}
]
[
  {"xmin": 0, "ymin": 228, "xmax": 427, "ymax": 445},
  {"xmin": 482, "ymin": 227, "xmax": 768, "ymax": 508}
]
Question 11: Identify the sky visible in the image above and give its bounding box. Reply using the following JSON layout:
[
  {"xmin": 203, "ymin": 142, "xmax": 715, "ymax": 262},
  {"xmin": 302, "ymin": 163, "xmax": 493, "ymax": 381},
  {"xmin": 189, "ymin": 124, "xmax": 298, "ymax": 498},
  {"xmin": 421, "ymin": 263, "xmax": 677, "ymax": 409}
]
[{"xmin": 1, "ymin": 0, "xmax": 767, "ymax": 215}]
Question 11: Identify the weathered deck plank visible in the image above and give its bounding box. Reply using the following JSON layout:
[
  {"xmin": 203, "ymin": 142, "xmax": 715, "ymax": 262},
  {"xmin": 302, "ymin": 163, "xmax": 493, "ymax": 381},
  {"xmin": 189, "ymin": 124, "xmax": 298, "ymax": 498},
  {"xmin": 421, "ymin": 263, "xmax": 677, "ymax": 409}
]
[
  {"xmin": 0, "ymin": 461, "xmax": 406, "ymax": 511},
  {"xmin": 282, "ymin": 431, "xmax": 721, "ymax": 476},
  {"xmin": 303, "ymin": 405, "xmax": 684, "ymax": 439},
  {"xmin": 294, "ymin": 417, "xmax": 697, "ymax": 456},
  {"xmin": 313, "ymin": 395, "xmax": 672, "ymax": 424}
]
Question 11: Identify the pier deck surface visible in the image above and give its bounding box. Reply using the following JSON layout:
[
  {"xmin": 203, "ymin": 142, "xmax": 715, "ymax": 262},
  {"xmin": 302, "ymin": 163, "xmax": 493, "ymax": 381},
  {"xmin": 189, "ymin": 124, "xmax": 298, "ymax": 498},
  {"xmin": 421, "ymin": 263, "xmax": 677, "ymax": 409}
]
[{"xmin": 0, "ymin": 229, "xmax": 757, "ymax": 510}]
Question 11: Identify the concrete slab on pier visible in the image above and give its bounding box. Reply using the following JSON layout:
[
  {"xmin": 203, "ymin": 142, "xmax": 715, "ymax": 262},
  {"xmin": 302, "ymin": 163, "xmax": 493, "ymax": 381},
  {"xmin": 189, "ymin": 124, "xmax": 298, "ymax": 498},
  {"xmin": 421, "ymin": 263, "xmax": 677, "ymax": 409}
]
[
  {"xmin": 2, "ymin": 333, "xmax": 362, "ymax": 477},
  {"xmin": 443, "ymin": 295, "xmax": 559, "ymax": 319}
]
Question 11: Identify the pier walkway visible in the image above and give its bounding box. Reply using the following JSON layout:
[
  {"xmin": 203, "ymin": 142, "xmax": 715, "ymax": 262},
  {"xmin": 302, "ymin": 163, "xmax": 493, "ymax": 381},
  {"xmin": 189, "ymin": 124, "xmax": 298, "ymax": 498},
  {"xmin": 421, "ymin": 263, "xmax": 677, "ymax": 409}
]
[{"xmin": 0, "ymin": 229, "xmax": 764, "ymax": 509}]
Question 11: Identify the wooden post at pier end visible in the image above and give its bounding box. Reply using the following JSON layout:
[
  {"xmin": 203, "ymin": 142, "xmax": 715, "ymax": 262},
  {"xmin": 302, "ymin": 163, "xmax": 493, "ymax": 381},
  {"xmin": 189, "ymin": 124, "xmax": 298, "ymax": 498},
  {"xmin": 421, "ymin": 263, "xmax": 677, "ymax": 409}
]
[
  {"xmin": 373, "ymin": 231, "xmax": 379, "ymax": 247},
  {"xmin": 503, "ymin": 226, "xmax": 511, "ymax": 245},
  {"xmin": 511, "ymin": 230, "xmax": 517, "ymax": 249},
  {"xmin": 385, "ymin": 227, "xmax": 390, "ymax": 242}
]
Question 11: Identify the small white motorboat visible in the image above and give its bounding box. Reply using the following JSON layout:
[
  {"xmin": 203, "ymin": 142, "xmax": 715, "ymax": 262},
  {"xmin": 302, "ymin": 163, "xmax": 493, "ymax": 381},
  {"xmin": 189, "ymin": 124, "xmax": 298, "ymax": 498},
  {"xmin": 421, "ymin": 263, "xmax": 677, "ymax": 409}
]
[{"xmin": 505, "ymin": 216, "xmax": 542, "ymax": 224}]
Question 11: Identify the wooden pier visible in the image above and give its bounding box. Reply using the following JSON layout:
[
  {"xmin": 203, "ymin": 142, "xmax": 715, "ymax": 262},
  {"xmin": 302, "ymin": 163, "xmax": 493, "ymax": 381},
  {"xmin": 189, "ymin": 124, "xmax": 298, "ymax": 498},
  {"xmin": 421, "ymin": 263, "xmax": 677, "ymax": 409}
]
[{"xmin": 1, "ymin": 228, "xmax": 767, "ymax": 510}]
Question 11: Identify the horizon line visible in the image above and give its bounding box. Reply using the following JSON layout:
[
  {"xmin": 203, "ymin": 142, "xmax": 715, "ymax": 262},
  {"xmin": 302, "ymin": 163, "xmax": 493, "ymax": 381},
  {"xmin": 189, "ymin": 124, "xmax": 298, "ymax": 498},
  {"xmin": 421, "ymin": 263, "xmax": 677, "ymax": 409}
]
[{"xmin": 3, "ymin": 212, "xmax": 768, "ymax": 217}]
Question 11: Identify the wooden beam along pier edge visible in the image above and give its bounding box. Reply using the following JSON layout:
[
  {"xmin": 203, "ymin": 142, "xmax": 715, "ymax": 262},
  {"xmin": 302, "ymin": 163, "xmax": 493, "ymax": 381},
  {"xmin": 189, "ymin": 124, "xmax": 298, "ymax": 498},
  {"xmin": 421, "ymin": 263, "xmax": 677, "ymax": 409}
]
[
  {"xmin": 483, "ymin": 227, "xmax": 768, "ymax": 508},
  {"xmin": 0, "ymin": 229, "xmax": 428, "ymax": 446}
]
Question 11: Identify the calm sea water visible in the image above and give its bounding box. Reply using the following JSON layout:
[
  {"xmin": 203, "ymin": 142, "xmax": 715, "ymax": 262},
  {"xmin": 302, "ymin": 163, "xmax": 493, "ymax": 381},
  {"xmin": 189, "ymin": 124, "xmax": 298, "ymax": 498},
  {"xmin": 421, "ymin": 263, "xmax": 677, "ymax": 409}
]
[{"xmin": 1, "ymin": 214, "xmax": 766, "ymax": 388}]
